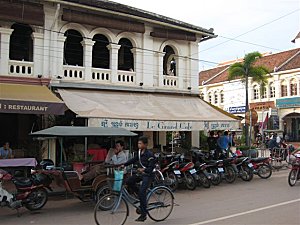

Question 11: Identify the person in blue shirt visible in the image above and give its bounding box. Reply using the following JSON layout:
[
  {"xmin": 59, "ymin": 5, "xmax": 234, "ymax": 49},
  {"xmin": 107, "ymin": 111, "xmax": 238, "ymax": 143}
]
[
  {"xmin": 123, "ymin": 136, "xmax": 156, "ymax": 222},
  {"xmin": 0, "ymin": 142, "xmax": 13, "ymax": 159},
  {"xmin": 217, "ymin": 131, "xmax": 230, "ymax": 158}
]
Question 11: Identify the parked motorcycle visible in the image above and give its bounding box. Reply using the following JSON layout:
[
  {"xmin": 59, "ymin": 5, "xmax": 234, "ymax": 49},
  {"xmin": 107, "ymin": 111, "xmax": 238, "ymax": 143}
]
[
  {"xmin": 232, "ymin": 157, "xmax": 254, "ymax": 181},
  {"xmin": 249, "ymin": 157, "xmax": 272, "ymax": 179},
  {"xmin": 288, "ymin": 154, "xmax": 300, "ymax": 187},
  {"xmin": 0, "ymin": 169, "xmax": 52, "ymax": 212},
  {"xmin": 172, "ymin": 155, "xmax": 197, "ymax": 190}
]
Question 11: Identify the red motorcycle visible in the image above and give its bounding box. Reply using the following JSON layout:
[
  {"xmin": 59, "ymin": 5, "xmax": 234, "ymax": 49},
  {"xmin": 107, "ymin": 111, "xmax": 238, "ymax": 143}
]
[
  {"xmin": 0, "ymin": 169, "xmax": 52, "ymax": 212},
  {"xmin": 173, "ymin": 159, "xmax": 197, "ymax": 190},
  {"xmin": 248, "ymin": 157, "xmax": 272, "ymax": 179},
  {"xmin": 288, "ymin": 153, "xmax": 300, "ymax": 187}
]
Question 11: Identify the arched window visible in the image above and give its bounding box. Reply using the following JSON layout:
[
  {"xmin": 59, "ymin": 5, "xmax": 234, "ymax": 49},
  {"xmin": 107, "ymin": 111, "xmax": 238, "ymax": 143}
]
[
  {"xmin": 163, "ymin": 45, "xmax": 176, "ymax": 76},
  {"xmin": 290, "ymin": 79, "xmax": 298, "ymax": 96},
  {"xmin": 269, "ymin": 82, "xmax": 276, "ymax": 98},
  {"xmin": 281, "ymin": 80, "xmax": 288, "ymax": 97},
  {"xmin": 9, "ymin": 23, "xmax": 33, "ymax": 61},
  {"xmin": 220, "ymin": 91, "xmax": 224, "ymax": 103},
  {"xmin": 64, "ymin": 30, "xmax": 83, "ymax": 66},
  {"xmin": 214, "ymin": 91, "xmax": 218, "ymax": 104},
  {"xmin": 253, "ymin": 85, "xmax": 259, "ymax": 99},
  {"xmin": 200, "ymin": 92, "xmax": 204, "ymax": 100},
  {"xmin": 92, "ymin": 34, "xmax": 110, "ymax": 69},
  {"xmin": 208, "ymin": 93, "xmax": 212, "ymax": 103},
  {"xmin": 118, "ymin": 38, "xmax": 134, "ymax": 71},
  {"xmin": 261, "ymin": 86, "xmax": 267, "ymax": 99}
]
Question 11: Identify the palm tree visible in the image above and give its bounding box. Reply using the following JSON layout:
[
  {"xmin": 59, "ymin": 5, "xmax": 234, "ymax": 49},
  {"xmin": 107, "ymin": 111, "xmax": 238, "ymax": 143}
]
[{"xmin": 228, "ymin": 51, "xmax": 269, "ymax": 146}]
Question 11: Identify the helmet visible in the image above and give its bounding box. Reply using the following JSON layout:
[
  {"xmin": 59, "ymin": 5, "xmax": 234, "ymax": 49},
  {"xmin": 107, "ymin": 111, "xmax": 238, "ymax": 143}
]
[{"xmin": 39, "ymin": 159, "xmax": 54, "ymax": 170}]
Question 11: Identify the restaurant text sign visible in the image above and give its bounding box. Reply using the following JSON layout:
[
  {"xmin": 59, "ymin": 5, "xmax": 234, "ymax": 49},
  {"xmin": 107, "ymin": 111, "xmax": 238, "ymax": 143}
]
[
  {"xmin": 89, "ymin": 118, "xmax": 238, "ymax": 131},
  {"xmin": 276, "ymin": 97, "xmax": 300, "ymax": 108},
  {"xmin": 0, "ymin": 100, "xmax": 65, "ymax": 115}
]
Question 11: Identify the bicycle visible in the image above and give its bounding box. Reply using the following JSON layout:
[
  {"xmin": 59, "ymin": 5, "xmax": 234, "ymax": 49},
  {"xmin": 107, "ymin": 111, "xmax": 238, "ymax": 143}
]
[{"xmin": 94, "ymin": 167, "xmax": 174, "ymax": 225}]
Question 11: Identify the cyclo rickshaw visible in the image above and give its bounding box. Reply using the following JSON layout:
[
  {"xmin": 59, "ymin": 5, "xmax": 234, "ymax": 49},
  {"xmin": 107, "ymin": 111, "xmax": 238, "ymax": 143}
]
[{"xmin": 30, "ymin": 126, "xmax": 137, "ymax": 202}]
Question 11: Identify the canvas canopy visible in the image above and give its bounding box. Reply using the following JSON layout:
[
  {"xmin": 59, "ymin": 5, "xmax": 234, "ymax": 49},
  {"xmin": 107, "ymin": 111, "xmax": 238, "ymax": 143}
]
[{"xmin": 58, "ymin": 89, "xmax": 239, "ymax": 131}]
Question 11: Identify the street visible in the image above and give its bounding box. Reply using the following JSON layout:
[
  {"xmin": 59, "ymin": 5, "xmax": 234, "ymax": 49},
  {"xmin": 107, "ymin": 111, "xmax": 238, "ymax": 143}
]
[{"xmin": 1, "ymin": 169, "xmax": 299, "ymax": 225}]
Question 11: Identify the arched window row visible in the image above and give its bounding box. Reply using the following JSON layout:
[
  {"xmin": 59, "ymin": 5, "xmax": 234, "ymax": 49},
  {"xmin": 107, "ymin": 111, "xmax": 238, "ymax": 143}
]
[{"xmin": 206, "ymin": 90, "xmax": 224, "ymax": 105}]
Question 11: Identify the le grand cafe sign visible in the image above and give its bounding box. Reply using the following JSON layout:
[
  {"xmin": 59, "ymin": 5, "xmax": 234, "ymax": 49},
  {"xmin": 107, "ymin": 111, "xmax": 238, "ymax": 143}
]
[{"xmin": 89, "ymin": 118, "xmax": 236, "ymax": 131}]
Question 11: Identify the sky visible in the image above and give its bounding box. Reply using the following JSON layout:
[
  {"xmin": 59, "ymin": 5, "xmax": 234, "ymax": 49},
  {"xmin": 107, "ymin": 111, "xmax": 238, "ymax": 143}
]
[{"xmin": 112, "ymin": 0, "xmax": 300, "ymax": 70}]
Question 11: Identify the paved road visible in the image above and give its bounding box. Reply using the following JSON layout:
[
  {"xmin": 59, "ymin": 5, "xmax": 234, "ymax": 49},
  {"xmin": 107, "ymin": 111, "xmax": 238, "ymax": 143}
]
[{"xmin": 1, "ymin": 169, "xmax": 299, "ymax": 225}]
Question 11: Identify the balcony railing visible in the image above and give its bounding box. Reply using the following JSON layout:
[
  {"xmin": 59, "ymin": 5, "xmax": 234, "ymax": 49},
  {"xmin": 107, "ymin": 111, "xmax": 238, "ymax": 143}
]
[
  {"xmin": 91, "ymin": 68, "xmax": 111, "ymax": 83},
  {"xmin": 9, "ymin": 60, "xmax": 34, "ymax": 76},
  {"xmin": 163, "ymin": 75, "xmax": 178, "ymax": 88},
  {"xmin": 63, "ymin": 65, "xmax": 85, "ymax": 80},
  {"xmin": 117, "ymin": 70, "xmax": 136, "ymax": 85}
]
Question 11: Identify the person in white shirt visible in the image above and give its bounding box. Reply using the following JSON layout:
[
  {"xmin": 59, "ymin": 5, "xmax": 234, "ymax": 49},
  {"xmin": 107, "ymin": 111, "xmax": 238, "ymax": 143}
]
[{"xmin": 80, "ymin": 140, "xmax": 127, "ymax": 181}]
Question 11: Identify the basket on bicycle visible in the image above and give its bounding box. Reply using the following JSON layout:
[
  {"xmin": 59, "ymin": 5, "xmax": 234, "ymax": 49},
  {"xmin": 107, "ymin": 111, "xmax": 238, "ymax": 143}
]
[{"xmin": 106, "ymin": 169, "xmax": 124, "ymax": 192}]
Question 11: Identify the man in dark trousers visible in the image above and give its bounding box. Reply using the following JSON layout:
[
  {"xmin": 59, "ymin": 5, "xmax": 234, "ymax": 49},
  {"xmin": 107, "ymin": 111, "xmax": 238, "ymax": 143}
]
[{"xmin": 124, "ymin": 136, "xmax": 156, "ymax": 222}]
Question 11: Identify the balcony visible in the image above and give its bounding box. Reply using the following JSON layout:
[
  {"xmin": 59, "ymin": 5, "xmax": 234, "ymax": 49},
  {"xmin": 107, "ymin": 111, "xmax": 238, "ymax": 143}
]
[
  {"xmin": 63, "ymin": 65, "xmax": 85, "ymax": 81},
  {"xmin": 91, "ymin": 68, "xmax": 111, "ymax": 83},
  {"xmin": 163, "ymin": 75, "xmax": 178, "ymax": 88},
  {"xmin": 117, "ymin": 70, "xmax": 136, "ymax": 85},
  {"xmin": 9, "ymin": 60, "xmax": 34, "ymax": 76}
]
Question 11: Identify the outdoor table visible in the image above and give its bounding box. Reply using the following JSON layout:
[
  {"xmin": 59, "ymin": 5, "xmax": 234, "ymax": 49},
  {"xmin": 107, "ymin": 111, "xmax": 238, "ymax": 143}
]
[
  {"xmin": 0, "ymin": 158, "xmax": 37, "ymax": 167},
  {"xmin": 0, "ymin": 158, "xmax": 37, "ymax": 176}
]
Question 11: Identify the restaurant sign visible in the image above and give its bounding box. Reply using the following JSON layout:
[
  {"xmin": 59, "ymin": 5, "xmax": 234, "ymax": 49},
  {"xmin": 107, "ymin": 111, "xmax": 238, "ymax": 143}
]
[
  {"xmin": 0, "ymin": 100, "xmax": 65, "ymax": 115},
  {"xmin": 89, "ymin": 118, "xmax": 238, "ymax": 131},
  {"xmin": 276, "ymin": 97, "xmax": 300, "ymax": 108},
  {"xmin": 228, "ymin": 106, "xmax": 246, "ymax": 114},
  {"xmin": 250, "ymin": 101, "xmax": 275, "ymax": 111}
]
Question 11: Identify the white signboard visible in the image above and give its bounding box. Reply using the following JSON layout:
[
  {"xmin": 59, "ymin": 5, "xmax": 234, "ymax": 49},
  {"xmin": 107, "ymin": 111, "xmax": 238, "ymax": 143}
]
[
  {"xmin": 223, "ymin": 81, "xmax": 246, "ymax": 113},
  {"xmin": 88, "ymin": 118, "xmax": 238, "ymax": 131}
]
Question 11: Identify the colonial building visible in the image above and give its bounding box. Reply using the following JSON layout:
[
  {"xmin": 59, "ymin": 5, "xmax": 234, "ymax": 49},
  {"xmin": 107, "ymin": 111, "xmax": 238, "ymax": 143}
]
[
  {"xmin": 199, "ymin": 33, "xmax": 300, "ymax": 141},
  {"xmin": 0, "ymin": 0, "xmax": 238, "ymax": 162}
]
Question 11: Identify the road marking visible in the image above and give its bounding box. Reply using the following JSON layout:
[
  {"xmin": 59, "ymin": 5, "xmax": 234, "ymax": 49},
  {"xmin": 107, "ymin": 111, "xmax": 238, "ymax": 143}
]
[{"xmin": 188, "ymin": 198, "xmax": 300, "ymax": 225}]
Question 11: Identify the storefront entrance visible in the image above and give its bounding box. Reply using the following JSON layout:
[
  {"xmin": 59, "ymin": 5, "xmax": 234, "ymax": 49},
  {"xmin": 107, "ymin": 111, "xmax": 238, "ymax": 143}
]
[{"xmin": 283, "ymin": 113, "xmax": 300, "ymax": 141}]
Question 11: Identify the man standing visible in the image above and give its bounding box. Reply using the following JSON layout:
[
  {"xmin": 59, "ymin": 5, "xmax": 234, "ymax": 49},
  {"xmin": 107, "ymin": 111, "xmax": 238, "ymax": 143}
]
[
  {"xmin": 0, "ymin": 142, "xmax": 13, "ymax": 159},
  {"xmin": 207, "ymin": 131, "xmax": 218, "ymax": 158},
  {"xmin": 217, "ymin": 131, "xmax": 230, "ymax": 158},
  {"xmin": 124, "ymin": 136, "xmax": 156, "ymax": 222}
]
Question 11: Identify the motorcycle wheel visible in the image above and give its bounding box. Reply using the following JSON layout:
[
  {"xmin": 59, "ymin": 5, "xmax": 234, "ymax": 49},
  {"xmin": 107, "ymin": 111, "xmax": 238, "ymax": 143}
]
[
  {"xmin": 224, "ymin": 166, "xmax": 236, "ymax": 183},
  {"xmin": 24, "ymin": 188, "xmax": 48, "ymax": 211},
  {"xmin": 288, "ymin": 169, "xmax": 299, "ymax": 187},
  {"xmin": 165, "ymin": 171, "xmax": 178, "ymax": 192},
  {"xmin": 257, "ymin": 164, "xmax": 272, "ymax": 179},
  {"xmin": 185, "ymin": 172, "xmax": 196, "ymax": 190},
  {"xmin": 240, "ymin": 166, "xmax": 254, "ymax": 181},
  {"xmin": 208, "ymin": 168, "xmax": 222, "ymax": 185},
  {"xmin": 198, "ymin": 173, "xmax": 211, "ymax": 188}
]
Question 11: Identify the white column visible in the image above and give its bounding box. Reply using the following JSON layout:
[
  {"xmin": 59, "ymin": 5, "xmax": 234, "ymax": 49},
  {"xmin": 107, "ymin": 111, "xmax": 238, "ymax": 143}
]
[
  {"xmin": 191, "ymin": 131, "xmax": 200, "ymax": 148},
  {"xmin": 177, "ymin": 56, "xmax": 185, "ymax": 89},
  {"xmin": 159, "ymin": 132, "xmax": 167, "ymax": 151},
  {"xmin": 0, "ymin": 28, "xmax": 13, "ymax": 75},
  {"xmin": 156, "ymin": 52, "xmax": 165, "ymax": 87},
  {"xmin": 287, "ymin": 80, "xmax": 291, "ymax": 96},
  {"xmin": 131, "ymin": 48, "xmax": 143, "ymax": 85},
  {"xmin": 107, "ymin": 43, "xmax": 121, "ymax": 83},
  {"xmin": 189, "ymin": 42, "xmax": 199, "ymax": 92},
  {"xmin": 56, "ymin": 35, "xmax": 66, "ymax": 78},
  {"xmin": 81, "ymin": 39, "xmax": 95, "ymax": 81},
  {"xmin": 275, "ymin": 77, "xmax": 281, "ymax": 98},
  {"xmin": 32, "ymin": 32, "xmax": 44, "ymax": 77}
]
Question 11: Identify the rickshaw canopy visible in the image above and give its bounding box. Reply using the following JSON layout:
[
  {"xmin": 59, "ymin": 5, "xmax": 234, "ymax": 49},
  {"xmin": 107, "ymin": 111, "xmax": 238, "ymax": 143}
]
[{"xmin": 30, "ymin": 126, "xmax": 137, "ymax": 137}]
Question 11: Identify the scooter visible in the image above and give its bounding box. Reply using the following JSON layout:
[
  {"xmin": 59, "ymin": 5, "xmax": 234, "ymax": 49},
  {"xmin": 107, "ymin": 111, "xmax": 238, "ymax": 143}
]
[
  {"xmin": 0, "ymin": 169, "xmax": 52, "ymax": 213},
  {"xmin": 249, "ymin": 157, "xmax": 272, "ymax": 179}
]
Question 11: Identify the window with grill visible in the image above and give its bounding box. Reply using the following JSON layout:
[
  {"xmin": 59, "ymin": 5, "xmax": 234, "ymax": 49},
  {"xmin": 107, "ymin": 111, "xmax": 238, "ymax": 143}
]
[
  {"xmin": 290, "ymin": 80, "xmax": 298, "ymax": 96},
  {"xmin": 214, "ymin": 92, "xmax": 218, "ymax": 104},
  {"xmin": 269, "ymin": 83, "xmax": 275, "ymax": 98},
  {"xmin": 220, "ymin": 91, "xmax": 224, "ymax": 103},
  {"xmin": 253, "ymin": 86, "xmax": 259, "ymax": 99},
  {"xmin": 281, "ymin": 84, "xmax": 287, "ymax": 97}
]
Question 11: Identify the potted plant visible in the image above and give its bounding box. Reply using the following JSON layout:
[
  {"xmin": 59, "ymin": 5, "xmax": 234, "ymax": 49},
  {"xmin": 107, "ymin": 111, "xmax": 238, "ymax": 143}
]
[{"xmin": 72, "ymin": 154, "xmax": 93, "ymax": 174}]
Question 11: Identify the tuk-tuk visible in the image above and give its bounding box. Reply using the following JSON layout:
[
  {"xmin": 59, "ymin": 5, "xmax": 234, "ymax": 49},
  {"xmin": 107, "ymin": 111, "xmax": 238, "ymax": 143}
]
[{"xmin": 31, "ymin": 126, "xmax": 137, "ymax": 202}]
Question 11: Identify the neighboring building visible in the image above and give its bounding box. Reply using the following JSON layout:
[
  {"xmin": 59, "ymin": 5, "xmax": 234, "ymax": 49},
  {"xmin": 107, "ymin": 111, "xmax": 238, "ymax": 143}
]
[
  {"xmin": 199, "ymin": 34, "xmax": 300, "ymax": 141},
  {"xmin": 0, "ymin": 0, "xmax": 238, "ymax": 162}
]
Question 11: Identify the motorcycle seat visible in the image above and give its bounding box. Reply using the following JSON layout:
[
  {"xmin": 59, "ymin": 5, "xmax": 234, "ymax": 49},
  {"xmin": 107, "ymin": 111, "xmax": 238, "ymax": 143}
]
[
  {"xmin": 251, "ymin": 157, "xmax": 269, "ymax": 163},
  {"xmin": 223, "ymin": 158, "xmax": 234, "ymax": 164},
  {"xmin": 13, "ymin": 177, "xmax": 33, "ymax": 188},
  {"xmin": 235, "ymin": 158, "xmax": 246, "ymax": 164}
]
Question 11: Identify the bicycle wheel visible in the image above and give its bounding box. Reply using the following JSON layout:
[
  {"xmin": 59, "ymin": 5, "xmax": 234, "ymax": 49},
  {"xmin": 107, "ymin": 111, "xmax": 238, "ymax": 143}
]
[
  {"xmin": 288, "ymin": 169, "xmax": 299, "ymax": 187},
  {"xmin": 94, "ymin": 194, "xmax": 128, "ymax": 225},
  {"xmin": 147, "ymin": 186, "xmax": 174, "ymax": 222}
]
